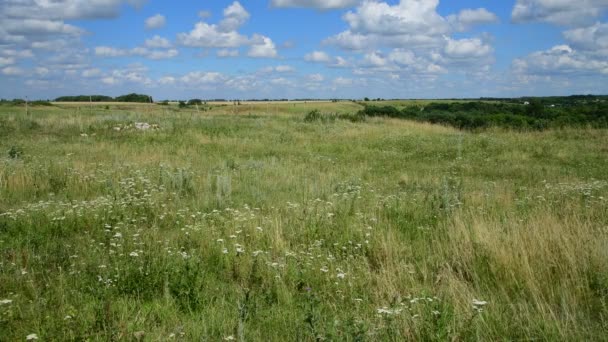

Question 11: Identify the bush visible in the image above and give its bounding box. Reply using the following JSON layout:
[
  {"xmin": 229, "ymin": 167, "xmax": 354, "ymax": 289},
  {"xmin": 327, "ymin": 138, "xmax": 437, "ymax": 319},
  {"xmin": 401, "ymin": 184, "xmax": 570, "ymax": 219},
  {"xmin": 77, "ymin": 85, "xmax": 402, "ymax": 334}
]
[
  {"xmin": 8, "ymin": 146, "xmax": 23, "ymax": 159},
  {"xmin": 304, "ymin": 110, "xmax": 323, "ymax": 122},
  {"xmin": 357, "ymin": 99, "xmax": 608, "ymax": 130}
]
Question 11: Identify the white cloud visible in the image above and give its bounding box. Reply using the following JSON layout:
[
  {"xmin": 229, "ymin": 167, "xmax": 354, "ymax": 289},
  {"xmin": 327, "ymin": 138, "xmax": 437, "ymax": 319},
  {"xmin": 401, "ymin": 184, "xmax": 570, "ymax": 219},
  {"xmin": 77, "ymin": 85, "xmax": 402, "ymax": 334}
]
[
  {"xmin": 260, "ymin": 65, "xmax": 295, "ymax": 73},
  {"xmin": 177, "ymin": 2, "xmax": 278, "ymax": 59},
  {"xmin": 217, "ymin": 49, "xmax": 240, "ymax": 57},
  {"xmin": 448, "ymin": 8, "xmax": 499, "ymax": 32},
  {"xmin": 145, "ymin": 14, "xmax": 166, "ymax": 30},
  {"xmin": 248, "ymin": 35, "xmax": 278, "ymax": 58},
  {"xmin": 343, "ymin": 0, "xmax": 448, "ymax": 36},
  {"xmin": 95, "ymin": 46, "xmax": 178, "ymax": 60},
  {"xmin": 304, "ymin": 51, "xmax": 331, "ymax": 62},
  {"xmin": 219, "ymin": 2, "xmax": 250, "ymax": 32},
  {"xmin": 270, "ymin": 0, "xmax": 359, "ymax": 9},
  {"xmin": 513, "ymin": 44, "xmax": 608, "ymax": 76},
  {"xmin": 1, "ymin": 1, "xmax": 146, "ymax": 21},
  {"xmin": 180, "ymin": 71, "xmax": 228, "ymax": 86},
  {"xmin": 275, "ymin": 65, "xmax": 295, "ymax": 72},
  {"xmin": 324, "ymin": 0, "xmax": 456, "ymax": 50},
  {"xmin": 0, "ymin": 57, "xmax": 15, "ymax": 67},
  {"xmin": 564, "ymin": 22, "xmax": 608, "ymax": 53},
  {"xmin": 362, "ymin": 51, "xmax": 388, "ymax": 67},
  {"xmin": 3, "ymin": 19, "xmax": 84, "ymax": 36},
  {"xmin": 82, "ymin": 68, "xmax": 102, "ymax": 78},
  {"xmin": 2, "ymin": 66, "xmax": 23, "ymax": 76},
  {"xmin": 144, "ymin": 49, "xmax": 178, "ymax": 60},
  {"xmin": 0, "ymin": 1, "xmax": 145, "ymax": 46},
  {"xmin": 95, "ymin": 46, "xmax": 128, "ymax": 57},
  {"xmin": 159, "ymin": 76, "xmax": 176, "ymax": 85},
  {"xmin": 308, "ymin": 73, "xmax": 325, "ymax": 82},
  {"xmin": 177, "ymin": 21, "xmax": 249, "ymax": 48},
  {"xmin": 444, "ymin": 37, "xmax": 493, "ymax": 59},
  {"xmin": 512, "ymin": 0, "xmax": 608, "ymax": 26},
  {"xmin": 145, "ymin": 35, "xmax": 171, "ymax": 48}
]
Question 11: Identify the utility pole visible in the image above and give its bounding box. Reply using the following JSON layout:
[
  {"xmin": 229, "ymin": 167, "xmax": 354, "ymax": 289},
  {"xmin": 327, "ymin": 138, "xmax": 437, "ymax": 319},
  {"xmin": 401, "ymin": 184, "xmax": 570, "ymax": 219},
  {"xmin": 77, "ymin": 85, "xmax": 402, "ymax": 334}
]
[{"xmin": 25, "ymin": 96, "xmax": 29, "ymax": 116}]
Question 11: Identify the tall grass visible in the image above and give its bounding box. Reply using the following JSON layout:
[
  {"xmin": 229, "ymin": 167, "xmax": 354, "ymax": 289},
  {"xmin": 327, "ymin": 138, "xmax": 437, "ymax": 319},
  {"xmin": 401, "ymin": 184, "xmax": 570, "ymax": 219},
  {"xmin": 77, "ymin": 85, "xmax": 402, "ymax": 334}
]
[{"xmin": 0, "ymin": 103, "xmax": 607, "ymax": 340}]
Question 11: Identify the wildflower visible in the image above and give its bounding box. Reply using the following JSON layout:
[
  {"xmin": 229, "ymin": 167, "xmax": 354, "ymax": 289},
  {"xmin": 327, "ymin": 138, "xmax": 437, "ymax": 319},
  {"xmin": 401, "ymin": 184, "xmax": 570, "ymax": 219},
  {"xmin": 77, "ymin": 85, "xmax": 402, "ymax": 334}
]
[
  {"xmin": 26, "ymin": 334, "xmax": 38, "ymax": 340},
  {"xmin": 222, "ymin": 248, "xmax": 229, "ymax": 254},
  {"xmin": 224, "ymin": 336, "xmax": 235, "ymax": 341},
  {"xmin": 64, "ymin": 315, "xmax": 72, "ymax": 320},
  {"xmin": 337, "ymin": 272, "xmax": 346, "ymax": 279},
  {"xmin": 129, "ymin": 251, "xmax": 139, "ymax": 257},
  {"xmin": 0, "ymin": 299, "xmax": 12, "ymax": 305},
  {"xmin": 235, "ymin": 245, "xmax": 245, "ymax": 254},
  {"xmin": 472, "ymin": 299, "xmax": 488, "ymax": 307},
  {"xmin": 216, "ymin": 239, "xmax": 224, "ymax": 243},
  {"xmin": 320, "ymin": 266, "xmax": 329, "ymax": 273},
  {"xmin": 473, "ymin": 299, "xmax": 488, "ymax": 313},
  {"xmin": 113, "ymin": 232, "xmax": 122, "ymax": 238}
]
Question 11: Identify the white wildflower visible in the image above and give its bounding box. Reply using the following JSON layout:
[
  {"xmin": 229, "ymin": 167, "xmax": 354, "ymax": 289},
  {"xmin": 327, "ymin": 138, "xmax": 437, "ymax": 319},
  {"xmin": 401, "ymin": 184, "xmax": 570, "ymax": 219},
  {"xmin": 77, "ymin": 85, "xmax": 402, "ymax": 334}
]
[
  {"xmin": 320, "ymin": 266, "xmax": 329, "ymax": 273},
  {"xmin": 26, "ymin": 334, "xmax": 38, "ymax": 340},
  {"xmin": 472, "ymin": 299, "xmax": 488, "ymax": 307},
  {"xmin": 0, "ymin": 299, "xmax": 12, "ymax": 305},
  {"xmin": 337, "ymin": 272, "xmax": 346, "ymax": 279},
  {"xmin": 129, "ymin": 251, "xmax": 139, "ymax": 257}
]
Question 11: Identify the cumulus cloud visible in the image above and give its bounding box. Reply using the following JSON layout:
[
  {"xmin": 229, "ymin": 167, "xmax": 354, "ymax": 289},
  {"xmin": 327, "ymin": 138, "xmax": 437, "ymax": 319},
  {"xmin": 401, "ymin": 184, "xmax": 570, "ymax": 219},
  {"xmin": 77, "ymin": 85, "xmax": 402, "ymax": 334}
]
[
  {"xmin": 321, "ymin": 0, "xmax": 496, "ymax": 77},
  {"xmin": 270, "ymin": 0, "xmax": 360, "ymax": 10},
  {"xmin": 2, "ymin": 66, "xmax": 24, "ymax": 76},
  {"xmin": 448, "ymin": 8, "xmax": 499, "ymax": 31},
  {"xmin": 217, "ymin": 49, "xmax": 240, "ymax": 57},
  {"xmin": 145, "ymin": 14, "xmax": 166, "ymax": 30},
  {"xmin": 564, "ymin": 22, "xmax": 608, "ymax": 54},
  {"xmin": 177, "ymin": 1, "xmax": 277, "ymax": 57},
  {"xmin": 324, "ymin": 1, "xmax": 493, "ymax": 50},
  {"xmin": 444, "ymin": 37, "xmax": 493, "ymax": 59},
  {"xmin": 0, "ymin": 57, "xmax": 16, "ymax": 67},
  {"xmin": 145, "ymin": 35, "xmax": 171, "ymax": 48},
  {"xmin": 248, "ymin": 35, "xmax": 278, "ymax": 58},
  {"xmin": 260, "ymin": 65, "xmax": 295, "ymax": 73},
  {"xmin": 177, "ymin": 22, "xmax": 249, "ymax": 48},
  {"xmin": 304, "ymin": 51, "xmax": 331, "ymax": 62},
  {"xmin": 1, "ymin": 0, "xmax": 146, "ymax": 21},
  {"xmin": 95, "ymin": 46, "xmax": 178, "ymax": 60},
  {"xmin": 0, "ymin": 0, "xmax": 146, "ymax": 46},
  {"xmin": 512, "ymin": 0, "xmax": 608, "ymax": 26},
  {"xmin": 513, "ymin": 45, "xmax": 608, "ymax": 76},
  {"xmin": 219, "ymin": 2, "xmax": 250, "ymax": 32}
]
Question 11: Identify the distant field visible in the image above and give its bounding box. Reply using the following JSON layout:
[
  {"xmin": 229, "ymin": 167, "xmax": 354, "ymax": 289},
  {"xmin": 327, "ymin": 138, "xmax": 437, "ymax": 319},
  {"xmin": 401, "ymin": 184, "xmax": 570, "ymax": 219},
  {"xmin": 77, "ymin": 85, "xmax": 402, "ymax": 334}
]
[{"xmin": 1, "ymin": 103, "xmax": 607, "ymax": 340}]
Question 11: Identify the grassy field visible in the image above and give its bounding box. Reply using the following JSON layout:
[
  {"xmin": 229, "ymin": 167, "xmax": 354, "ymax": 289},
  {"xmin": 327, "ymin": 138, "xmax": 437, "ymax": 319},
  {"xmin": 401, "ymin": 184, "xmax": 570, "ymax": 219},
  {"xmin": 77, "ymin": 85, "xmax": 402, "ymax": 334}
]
[{"xmin": 1, "ymin": 102, "xmax": 607, "ymax": 341}]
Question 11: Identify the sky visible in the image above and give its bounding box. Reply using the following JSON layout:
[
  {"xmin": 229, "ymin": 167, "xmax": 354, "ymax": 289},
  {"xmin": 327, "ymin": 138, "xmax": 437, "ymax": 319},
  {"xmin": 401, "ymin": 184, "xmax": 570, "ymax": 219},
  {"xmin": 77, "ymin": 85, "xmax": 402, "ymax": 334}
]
[{"xmin": 1, "ymin": 0, "xmax": 607, "ymax": 100}]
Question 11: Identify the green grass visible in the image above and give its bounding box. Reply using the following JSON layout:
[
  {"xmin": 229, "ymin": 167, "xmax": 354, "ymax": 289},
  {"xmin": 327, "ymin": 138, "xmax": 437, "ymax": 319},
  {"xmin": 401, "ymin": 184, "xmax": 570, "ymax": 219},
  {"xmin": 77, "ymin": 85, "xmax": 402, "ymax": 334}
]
[{"xmin": 1, "ymin": 103, "xmax": 607, "ymax": 340}]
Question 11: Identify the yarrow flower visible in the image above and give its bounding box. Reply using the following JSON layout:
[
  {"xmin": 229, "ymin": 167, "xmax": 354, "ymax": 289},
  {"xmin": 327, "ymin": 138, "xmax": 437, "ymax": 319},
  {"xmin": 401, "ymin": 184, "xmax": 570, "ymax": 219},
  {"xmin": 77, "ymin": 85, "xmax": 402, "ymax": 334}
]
[
  {"xmin": 0, "ymin": 299, "xmax": 12, "ymax": 305},
  {"xmin": 26, "ymin": 334, "xmax": 38, "ymax": 340}
]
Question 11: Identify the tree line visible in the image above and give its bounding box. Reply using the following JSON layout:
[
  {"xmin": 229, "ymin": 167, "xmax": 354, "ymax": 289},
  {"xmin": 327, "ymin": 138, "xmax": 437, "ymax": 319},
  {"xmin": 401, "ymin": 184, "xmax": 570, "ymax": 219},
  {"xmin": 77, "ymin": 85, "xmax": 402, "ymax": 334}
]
[
  {"xmin": 54, "ymin": 93, "xmax": 153, "ymax": 103},
  {"xmin": 359, "ymin": 98, "xmax": 608, "ymax": 130}
]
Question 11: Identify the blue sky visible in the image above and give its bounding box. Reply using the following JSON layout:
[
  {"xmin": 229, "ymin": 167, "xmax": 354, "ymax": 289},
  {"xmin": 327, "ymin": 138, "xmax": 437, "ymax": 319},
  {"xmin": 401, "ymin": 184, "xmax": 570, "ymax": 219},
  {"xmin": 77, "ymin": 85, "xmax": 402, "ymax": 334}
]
[{"xmin": 1, "ymin": 0, "xmax": 607, "ymax": 100}]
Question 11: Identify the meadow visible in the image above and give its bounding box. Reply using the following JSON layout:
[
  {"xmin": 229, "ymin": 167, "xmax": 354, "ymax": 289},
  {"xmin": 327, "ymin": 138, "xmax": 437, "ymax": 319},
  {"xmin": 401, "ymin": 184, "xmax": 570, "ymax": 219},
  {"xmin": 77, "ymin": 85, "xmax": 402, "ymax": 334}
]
[{"xmin": 1, "ymin": 101, "xmax": 607, "ymax": 340}]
